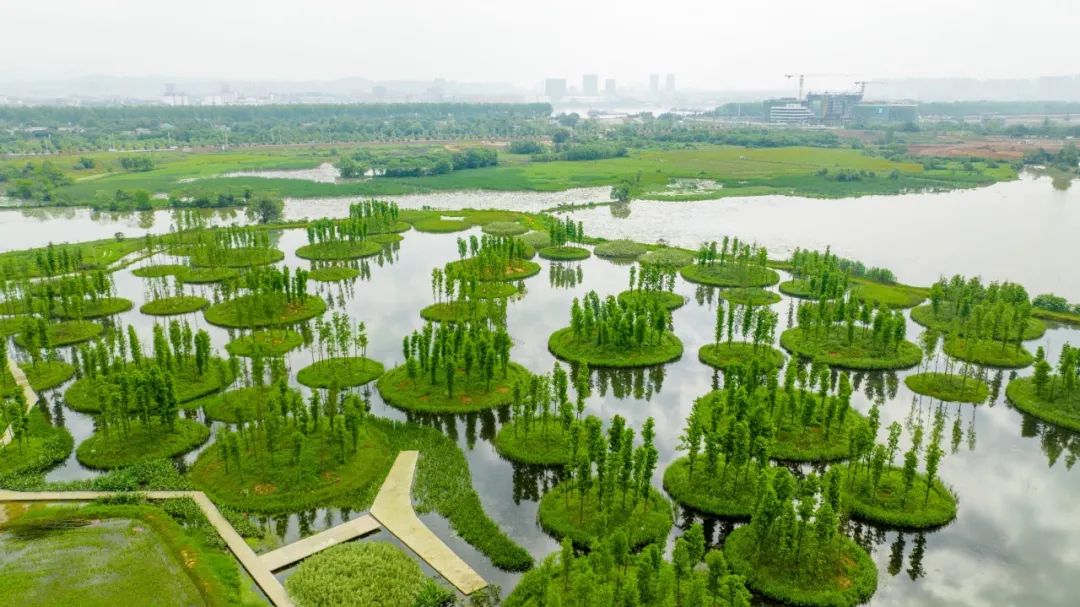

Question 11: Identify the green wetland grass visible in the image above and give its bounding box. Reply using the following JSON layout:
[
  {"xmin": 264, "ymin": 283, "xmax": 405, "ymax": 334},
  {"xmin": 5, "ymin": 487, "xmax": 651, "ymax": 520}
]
[
  {"xmin": 725, "ymin": 525, "xmax": 878, "ymax": 607},
  {"xmin": 905, "ymin": 372, "xmax": 989, "ymax": 403},
  {"xmin": 14, "ymin": 320, "xmax": 102, "ymax": 347},
  {"xmin": 538, "ymin": 481, "xmax": 673, "ymax": 550},
  {"xmin": 285, "ymin": 542, "xmax": 451, "ymax": 607},
  {"xmin": 224, "ymin": 329, "xmax": 304, "ymax": 357},
  {"xmin": 493, "ymin": 421, "xmax": 573, "ymax": 466},
  {"xmin": 698, "ymin": 341, "xmax": 785, "ymax": 370},
  {"xmin": 0, "ymin": 503, "xmax": 258, "ymax": 607},
  {"xmin": 780, "ymin": 326, "xmax": 923, "ymax": 370},
  {"xmin": 376, "ymin": 362, "xmax": 530, "ymax": 413},
  {"xmin": 548, "ymin": 327, "xmax": 684, "ymax": 368},
  {"xmin": 295, "ymin": 357, "xmax": 384, "ymax": 388},
  {"xmin": 1006, "ymin": 376, "xmax": 1080, "ymax": 432},
  {"xmin": 76, "ymin": 418, "xmax": 210, "ymax": 469},
  {"xmin": 680, "ymin": 263, "xmax": 780, "ymax": 288},
  {"xmin": 835, "ymin": 464, "xmax": 959, "ymax": 529},
  {"xmin": 139, "ymin": 295, "xmax": 209, "ymax": 316}
]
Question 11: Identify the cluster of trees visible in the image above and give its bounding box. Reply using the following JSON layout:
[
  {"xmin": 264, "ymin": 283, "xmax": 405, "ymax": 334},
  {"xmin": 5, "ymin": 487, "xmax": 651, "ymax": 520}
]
[
  {"xmin": 25, "ymin": 242, "xmax": 88, "ymax": 278},
  {"xmin": 545, "ymin": 215, "xmax": 586, "ymax": 247},
  {"xmin": 795, "ymin": 296, "xmax": 909, "ymax": 353},
  {"xmin": 569, "ymin": 291, "xmax": 673, "ymax": 350},
  {"xmin": 926, "ymin": 276, "xmax": 1034, "ymax": 349},
  {"xmin": 303, "ymin": 201, "xmax": 399, "ymax": 247},
  {"xmin": 72, "ymin": 322, "xmax": 217, "ymax": 438},
  {"xmin": 786, "ymin": 248, "xmax": 850, "ymax": 299},
  {"xmin": 628, "ymin": 265, "xmax": 676, "ymax": 296},
  {"xmin": 742, "ymin": 468, "xmax": 847, "ymax": 576},
  {"xmin": 118, "ymin": 155, "xmax": 156, "ymax": 172},
  {"xmin": 712, "ymin": 298, "xmax": 779, "ymax": 352},
  {"xmin": 846, "ymin": 407, "xmax": 947, "ymax": 509},
  {"xmin": 401, "ymin": 320, "xmax": 513, "ymax": 398},
  {"xmin": 192, "ymin": 226, "xmax": 273, "ymax": 261},
  {"xmin": 531, "ymin": 142, "xmax": 628, "ymax": 162},
  {"xmin": 217, "ymin": 382, "xmax": 371, "ymax": 476},
  {"xmin": 212, "ymin": 265, "xmax": 312, "ymax": 328},
  {"xmin": 561, "ymin": 415, "xmax": 661, "ymax": 520},
  {"xmin": 788, "ymin": 247, "xmax": 895, "ymax": 286},
  {"xmin": 4, "ymin": 270, "xmax": 118, "ymax": 319},
  {"xmin": 0, "ymin": 103, "xmax": 554, "ymax": 153},
  {"xmin": 507, "ymin": 140, "xmax": 546, "ymax": 154},
  {"xmin": 696, "ymin": 237, "xmax": 767, "ymax": 270},
  {"xmin": 1031, "ymin": 344, "xmax": 1080, "ymax": 400},
  {"xmin": 509, "ymin": 530, "xmax": 751, "ymax": 607},
  {"xmin": 1, "ymin": 391, "xmax": 32, "ymax": 451},
  {"xmin": 681, "ymin": 360, "xmax": 857, "ymax": 472},
  {"xmin": 452, "ymin": 234, "xmax": 532, "ymax": 280},
  {"xmin": 1033, "ymin": 293, "xmax": 1080, "ymax": 316},
  {"xmin": 342, "ymin": 146, "xmax": 498, "ymax": 178},
  {"xmin": 310, "ymin": 312, "xmax": 369, "ymax": 362},
  {"xmin": 507, "ymin": 362, "xmax": 590, "ymax": 443},
  {"xmin": 1022, "ymin": 143, "xmax": 1079, "ymax": 171},
  {"xmin": 1, "ymin": 160, "xmax": 71, "ymax": 201}
]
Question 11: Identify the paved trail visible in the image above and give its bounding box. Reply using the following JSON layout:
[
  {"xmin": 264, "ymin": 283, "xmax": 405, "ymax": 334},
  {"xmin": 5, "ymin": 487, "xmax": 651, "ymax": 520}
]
[{"xmin": 1, "ymin": 357, "xmax": 40, "ymax": 447}]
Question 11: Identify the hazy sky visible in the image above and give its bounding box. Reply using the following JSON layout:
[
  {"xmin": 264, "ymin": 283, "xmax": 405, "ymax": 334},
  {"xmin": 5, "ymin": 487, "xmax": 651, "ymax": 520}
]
[{"xmin": 2, "ymin": 0, "xmax": 1076, "ymax": 89}]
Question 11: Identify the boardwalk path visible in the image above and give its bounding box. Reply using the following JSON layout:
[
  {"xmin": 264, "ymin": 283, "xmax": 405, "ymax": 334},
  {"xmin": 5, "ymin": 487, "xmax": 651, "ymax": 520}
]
[
  {"xmin": 0, "ymin": 451, "xmax": 487, "ymax": 605},
  {"xmin": 1, "ymin": 357, "xmax": 40, "ymax": 447},
  {"xmin": 371, "ymin": 451, "xmax": 489, "ymax": 595}
]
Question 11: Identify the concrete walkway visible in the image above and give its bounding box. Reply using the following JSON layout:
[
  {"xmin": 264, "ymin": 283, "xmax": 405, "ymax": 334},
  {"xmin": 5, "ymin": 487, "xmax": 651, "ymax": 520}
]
[
  {"xmin": 371, "ymin": 451, "xmax": 488, "ymax": 595},
  {"xmin": 0, "ymin": 450, "xmax": 490, "ymax": 603},
  {"xmin": 1, "ymin": 357, "xmax": 40, "ymax": 447},
  {"xmin": 259, "ymin": 514, "xmax": 380, "ymax": 571}
]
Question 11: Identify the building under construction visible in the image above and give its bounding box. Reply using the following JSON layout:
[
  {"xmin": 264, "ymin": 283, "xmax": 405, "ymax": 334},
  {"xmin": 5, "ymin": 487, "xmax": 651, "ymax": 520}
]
[{"xmin": 766, "ymin": 92, "xmax": 918, "ymax": 125}]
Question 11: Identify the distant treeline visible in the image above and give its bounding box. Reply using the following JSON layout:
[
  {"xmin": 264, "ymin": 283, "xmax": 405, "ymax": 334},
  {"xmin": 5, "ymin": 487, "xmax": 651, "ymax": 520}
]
[
  {"xmin": 917, "ymin": 101, "xmax": 1080, "ymax": 117},
  {"xmin": 0, "ymin": 103, "xmax": 554, "ymax": 153}
]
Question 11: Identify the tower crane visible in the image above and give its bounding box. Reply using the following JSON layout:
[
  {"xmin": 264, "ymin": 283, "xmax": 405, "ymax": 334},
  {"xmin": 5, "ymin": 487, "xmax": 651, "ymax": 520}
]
[
  {"xmin": 853, "ymin": 80, "xmax": 884, "ymax": 96},
  {"xmin": 784, "ymin": 74, "xmax": 852, "ymax": 101}
]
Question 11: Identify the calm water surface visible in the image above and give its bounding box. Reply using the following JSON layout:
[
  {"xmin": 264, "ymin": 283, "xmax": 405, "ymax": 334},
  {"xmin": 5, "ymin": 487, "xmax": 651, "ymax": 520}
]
[{"xmin": 2, "ymin": 176, "xmax": 1079, "ymax": 606}]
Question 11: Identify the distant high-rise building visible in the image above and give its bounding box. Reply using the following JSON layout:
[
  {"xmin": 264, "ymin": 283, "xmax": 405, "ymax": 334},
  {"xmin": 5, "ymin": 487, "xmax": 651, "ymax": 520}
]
[
  {"xmin": 545, "ymin": 78, "xmax": 568, "ymax": 100},
  {"xmin": 582, "ymin": 74, "xmax": 599, "ymax": 97},
  {"xmin": 649, "ymin": 74, "xmax": 660, "ymax": 94},
  {"xmin": 665, "ymin": 74, "xmax": 676, "ymax": 93},
  {"xmin": 604, "ymin": 78, "xmax": 616, "ymax": 96}
]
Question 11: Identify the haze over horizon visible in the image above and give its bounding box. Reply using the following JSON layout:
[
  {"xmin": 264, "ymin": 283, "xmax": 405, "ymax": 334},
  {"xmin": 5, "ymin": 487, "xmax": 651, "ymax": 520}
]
[{"xmin": 2, "ymin": 0, "xmax": 1076, "ymax": 92}]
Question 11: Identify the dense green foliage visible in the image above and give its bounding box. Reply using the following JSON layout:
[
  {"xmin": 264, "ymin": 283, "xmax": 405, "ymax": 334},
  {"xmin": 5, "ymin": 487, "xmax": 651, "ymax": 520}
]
[
  {"xmin": 20, "ymin": 361, "xmax": 76, "ymax": 391},
  {"xmin": 905, "ymin": 372, "xmax": 989, "ymax": 403},
  {"xmin": 594, "ymin": 239, "xmax": 649, "ymax": 259},
  {"xmin": 721, "ymin": 287, "xmax": 781, "ymax": 306},
  {"xmin": 680, "ymin": 238, "xmax": 778, "ymax": 288},
  {"xmin": 724, "ymin": 468, "xmax": 878, "ymax": 607},
  {"xmin": 536, "ymin": 415, "xmax": 671, "ymax": 550},
  {"xmin": 1005, "ymin": 344, "xmax": 1080, "ymax": 431},
  {"xmin": 912, "ymin": 276, "xmax": 1044, "ymax": 341},
  {"xmin": 14, "ymin": 319, "xmax": 102, "ymax": 347},
  {"xmin": 0, "ymin": 405, "xmax": 73, "ymax": 479},
  {"xmin": 506, "ymin": 532, "xmax": 752, "ymax": 607},
  {"xmin": 204, "ymin": 278, "xmax": 326, "ymax": 328},
  {"xmin": 140, "ymin": 295, "xmax": 209, "ymax": 316},
  {"xmin": 225, "ymin": 329, "xmax": 304, "ymax": 357},
  {"xmin": 296, "ymin": 357, "xmax": 384, "ymax": 388},
  {"xmin": 285, "ymin": 542, "xmax": 452, "ymax": 607},
  {"xmin": 943, "ymin": 337, "xmax": 1033, "ymax": 368},
  {"xmin": 549, "ymin": 290, "xmax": 682, "ymax": 367},
  {"xmin": 76, "ymin": 418, "xmax": 210, "ymax": 469},
  {"xmin": 308, "ymin": 265, "xmax": 360, "ymax": 282},
  {"xmin": 836, "ymin": 408, "xmax": 956, "ymax": 528}
]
